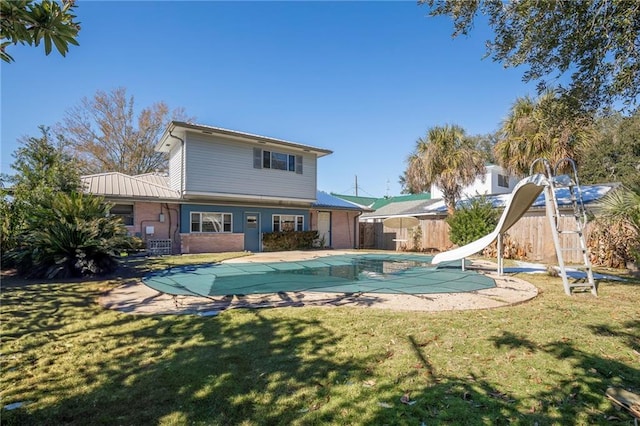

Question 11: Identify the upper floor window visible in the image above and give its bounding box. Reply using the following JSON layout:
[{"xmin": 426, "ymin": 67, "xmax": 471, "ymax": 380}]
[
  {"xmin": 497, "ymin": 174, "xmax": 510, "ymax": 188},
  {"xmin": 109, "ymin": 204, "xmax": 134, "ymax": 226},
  {"xmin": 191, "ymin": 212, "xmax": 232, "ymax": 233},
  {"xmin": 273, "ymin": 215, "xmax": 304, "ymax": 232},
  {"xmin": 254, "ymin": 148, "xmax": 302, "ymax": 174}
]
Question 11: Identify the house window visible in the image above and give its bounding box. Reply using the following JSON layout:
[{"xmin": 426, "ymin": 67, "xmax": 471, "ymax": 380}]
[
  {"xmin": 273, "ymin": 215, "xmax": 304, "ymax": 232},
  {"xmin": 497, "ymin": 174, "xmax": 510, "ymax": 188},
  {"xmin": 191, "ymin": 212, "xmax": 232, "ymax": 233},
  {"xmin": 110, "ymin": 204, "xmax": 134, "ymax": 226},
  {"xmin": 253, "ymin": 148, "xmax": 303, "ymax": 174}
]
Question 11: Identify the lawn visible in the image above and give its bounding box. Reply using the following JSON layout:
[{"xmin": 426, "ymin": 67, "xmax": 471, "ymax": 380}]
[{"xmin": 1, "ymin": 253, "xmax": 638, "ymax": 425}]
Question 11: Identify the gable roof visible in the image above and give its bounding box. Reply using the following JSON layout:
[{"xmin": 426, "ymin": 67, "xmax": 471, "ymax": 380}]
[
  {"xmin": 157, "ymin": 121, "xmax": 333, "ymax": 157},
  {"xmin": 81, "ymin": 172, "xmax": 179, "ymax": 200},
  {"xmin": 133, "ymin": 172, "xmax": 171, "ymax": 187}
]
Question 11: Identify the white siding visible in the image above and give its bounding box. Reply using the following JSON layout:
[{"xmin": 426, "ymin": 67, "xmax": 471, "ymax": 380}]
[
  {"xmin": 169, "ymin": 144, "xmax": 183, "ymax": 192},
  {"xmin": 430, "ymin": 165, "xmax": 518, "ymax": 199},
  {"xmin": 184, "ymin": 133, "xmax": 317, "ymax": 200}
]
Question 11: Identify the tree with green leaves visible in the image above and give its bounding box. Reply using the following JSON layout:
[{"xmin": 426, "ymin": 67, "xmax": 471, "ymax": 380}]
[
  {"xmin": 446, "ymin": 196, "xmax": 498, "ymax": 246},
  {"xmin": 5, "ymin": 192, "xmax": 130, "ymax": 278},
  {"xmin": 2, "ymin": 126, "xmax": 131, "ymax": 278},
  {"xmin": 1, "ymin": 0, "xmax": 80, "ymax": 63},
  {"xmin": 0, "ymin": 126, "xmax": 80, "ymax": 253},
  {"xmin": 404, "ymin": 124, "xmax": 486, "ymax": 215},
  {"xmin": 59, "ymin": 87, "xmax": 193, "ymax": 175},
  {"xmin": 421, "ymin": 0, "xmax": 640, "ymax": 111},
  {"xmin": 578, "ymin": 109, "xmax": 640, "ymax": 187},
  {"xmin": 494, "ymin": 91, "xmax": 594, "ymax": 176}
]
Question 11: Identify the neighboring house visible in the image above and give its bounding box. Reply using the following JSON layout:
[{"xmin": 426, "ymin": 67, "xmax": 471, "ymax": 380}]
[
  {"xmin": 355, "ymin": 193, "xmax": 432, "ymax": 223},
  {"xmin": 429, "ymin": 164, "xmax": 519, "ymax": 200},
  {"xmin": 359, "ymin": 181, "xmax": 619, "ymax": 261},
  {"xmin": 83, "ymin": 121, "xmax": 366, "ymax": 254}
]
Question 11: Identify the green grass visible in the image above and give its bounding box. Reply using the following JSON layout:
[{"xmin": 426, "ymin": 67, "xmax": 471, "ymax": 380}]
[{"xmin": 1, "ymin": 254, "xmax": 639, "ymax": 425}]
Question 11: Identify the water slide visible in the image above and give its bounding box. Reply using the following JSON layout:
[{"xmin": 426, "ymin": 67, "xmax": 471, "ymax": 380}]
[{"xmin": 431, "ymin": 173, "xmax": 547, "ymax": 265}]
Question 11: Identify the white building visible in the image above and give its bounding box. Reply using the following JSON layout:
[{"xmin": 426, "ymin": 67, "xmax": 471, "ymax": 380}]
[{"xmin": 429, "ymin": 164, "xmax": 519, "ymax": 200}]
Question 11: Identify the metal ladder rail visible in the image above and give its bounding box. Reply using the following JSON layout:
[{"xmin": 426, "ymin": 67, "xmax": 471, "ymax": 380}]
[
  {"xmin": 531, "ymin": 158, "xmax": 575, "ymax": 295},
  {"xmin": 543, "ymin": 173, "xmax": 574, "ymax": 296},
  {"xmin": 554, "ymin": 159, "xmax": 597, "ymax": 295}
]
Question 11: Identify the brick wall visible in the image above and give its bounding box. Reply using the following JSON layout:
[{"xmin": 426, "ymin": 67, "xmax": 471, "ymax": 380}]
[
  {"xmin": 126, "ymin": 202, "xmax": 181, "ymax": 254},
  {"xmin": 180, "ymin": 233, "xmax": 244, "ymax": 254},
  {"xmin": 329, "ymin": 210, "xmax": 360, "ymax": 249},
  {"xmin": 310, "ymin": 209, "xmax": 360, "ymax": 249}
]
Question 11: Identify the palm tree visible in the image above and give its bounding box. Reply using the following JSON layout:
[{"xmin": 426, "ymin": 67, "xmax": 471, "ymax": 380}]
[
  {"xmin": 494, "ymin": 91, "xmax": 595, "ymax": 176},
  {"xmin": 404, "ymin": 124, "xmax": 485, "ymax": 215},
  {"xmin": 600, "ymin": 184, "xmax": 640, "ymax": 234}
]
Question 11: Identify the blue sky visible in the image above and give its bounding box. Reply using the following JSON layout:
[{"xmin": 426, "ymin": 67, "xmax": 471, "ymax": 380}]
[{"xmin": 1, "ymin": 1, "xmax": 537, "ymax": 197}]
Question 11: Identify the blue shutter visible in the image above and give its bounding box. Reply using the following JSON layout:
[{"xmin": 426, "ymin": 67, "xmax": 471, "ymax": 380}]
[
  {"xmin": 253, "ymin": 148, "xmax": 262, "ymax": 169},
  {"xmin": 295, "ymin": 155, "xmax": 303, "ymax": 174}
]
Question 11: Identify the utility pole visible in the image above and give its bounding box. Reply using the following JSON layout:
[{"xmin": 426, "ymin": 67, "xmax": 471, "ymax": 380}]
[{"xmin": 355, "ymin": 175, "xmax": 358, "ymax": 196}]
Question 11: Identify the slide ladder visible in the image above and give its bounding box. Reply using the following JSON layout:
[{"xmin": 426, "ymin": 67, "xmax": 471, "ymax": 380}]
[{"xmin": 534, "ymin": 158, "xmax": 597, "ymax": 296}]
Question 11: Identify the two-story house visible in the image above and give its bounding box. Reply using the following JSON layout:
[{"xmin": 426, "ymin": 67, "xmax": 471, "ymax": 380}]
[
  {"xmin": 82, "ymin": 121, "xmax": 366, "ymax": 254},
  {"xmin": 429, "ymin": 164, "xmax": 519, "ymax": 199}
]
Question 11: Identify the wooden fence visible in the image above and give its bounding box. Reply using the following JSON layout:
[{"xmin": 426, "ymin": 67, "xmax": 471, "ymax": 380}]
[{"xmin": 360, "ymin": 211, "xmax": 592, "ymax": 264}]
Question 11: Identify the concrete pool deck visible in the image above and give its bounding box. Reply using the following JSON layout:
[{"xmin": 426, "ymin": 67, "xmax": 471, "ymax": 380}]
[{"xmin": 99, "ymin": 250, "xmax": 539, "ymax": 315}]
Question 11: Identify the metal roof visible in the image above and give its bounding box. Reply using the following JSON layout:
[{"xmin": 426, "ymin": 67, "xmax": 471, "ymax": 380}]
[
  {"xmin": 361, "ymin": 198, "xmax": 441, "ymax": 219},
  {"xmin": 362, "ymin": 183, "xmax": 619, "ymax": 219},
  {"xmin": 83, "ymin": 173, "xmax": 367, "ymax": 212},
  {"xmin": 157, "ymin": 121, "xmax": 333, "ymax": 157},
  {"xmin": 313, "ymin": 191, "xmax": 369, "ymax": 211},
  {"xmin": 81, "ymin": 172, "xmax": 180, "ymax": 200},
  {"xmin": 133, "ymin": 172, "xmax": 170, "ymax": 187},
  {"xmin": 330, "ymin": 193, "xmax": 378, "ymax": 208}
]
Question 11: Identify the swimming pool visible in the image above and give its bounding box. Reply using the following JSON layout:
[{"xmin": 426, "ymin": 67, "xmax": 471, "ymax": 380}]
[{"xmin": 142, "ymin": 253, "xmax": 495, "ymax": 298}]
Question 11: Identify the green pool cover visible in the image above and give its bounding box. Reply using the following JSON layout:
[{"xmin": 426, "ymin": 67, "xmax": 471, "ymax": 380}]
[{"xmin": 142, "ymin": 254, "xmax": 495, "ymax": 298}]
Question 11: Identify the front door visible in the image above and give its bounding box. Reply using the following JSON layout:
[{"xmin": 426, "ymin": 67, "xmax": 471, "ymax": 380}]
[
  {"xmin": 317, "ymin": 211, "xmax": 331, "ymax": 248},
  {"xmin": 244, "ymin": 213, "xmax": 260, "ymax": 252}
]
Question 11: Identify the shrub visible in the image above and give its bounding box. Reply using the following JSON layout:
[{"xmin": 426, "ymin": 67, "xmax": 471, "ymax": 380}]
[
  {"xmin": 446, "ymin": 196, "xmax": 499, "ymax": 246},
  {"xmin": 409, "ymin": 226, "xmax": 423, "ymax": 252},
  {"xmin": 3, "ymin": 192, "xmax": 132, "ymax": 278},
  {"xmin": 262, "ymin": 231, "xmax": 319, "ymax": 252}
]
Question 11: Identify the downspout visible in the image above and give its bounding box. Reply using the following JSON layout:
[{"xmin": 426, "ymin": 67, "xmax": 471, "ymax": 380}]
[
  {"xmin": 167, "ymin": 128, "xmax": 185, "ymax": 253},
  {"xmin": 353, "ymin": 211, "xmax": 363, "ymax": 249}
]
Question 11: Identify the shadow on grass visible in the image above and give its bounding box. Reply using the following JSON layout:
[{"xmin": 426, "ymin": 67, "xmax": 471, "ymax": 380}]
[
  {"xmin": 3, "ymin": 309, "xmax": 348, "ymax": 424},
  {"xmin": 486, "ymin": 329, "xmax": 640, "ymax": 424},
  {"xmin": 2, "ymin": 270, "xmax": 639, "ymax": 425}
]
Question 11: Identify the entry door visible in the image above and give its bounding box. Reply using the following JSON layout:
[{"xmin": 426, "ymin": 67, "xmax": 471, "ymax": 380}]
[
  {"xmin": 317, "ymin": 211, "xmax": 331, "ymax": 248},
  {"xmin": 244, "ymin": 213, "xmax": 260, "ymax": 252}
]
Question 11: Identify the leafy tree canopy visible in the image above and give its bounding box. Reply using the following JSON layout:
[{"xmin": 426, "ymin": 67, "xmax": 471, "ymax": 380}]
[
  {"xmin": 578, "ymin": 108, "xmax": 640, "ymax": 187},
  {"xmin": 58, "ymin": 87, "xmax": 194, "ymax": 175},
  {"xmin": 1, "ymin": 126, "xmax": 80, "ymax": 252},
  {"xmin": 1, "ymin": 0, "xmax": 80, "ymax": 63},
  {"xmin": 421, "ymin": 0, "xmax": 640, "ymax": 111}
]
